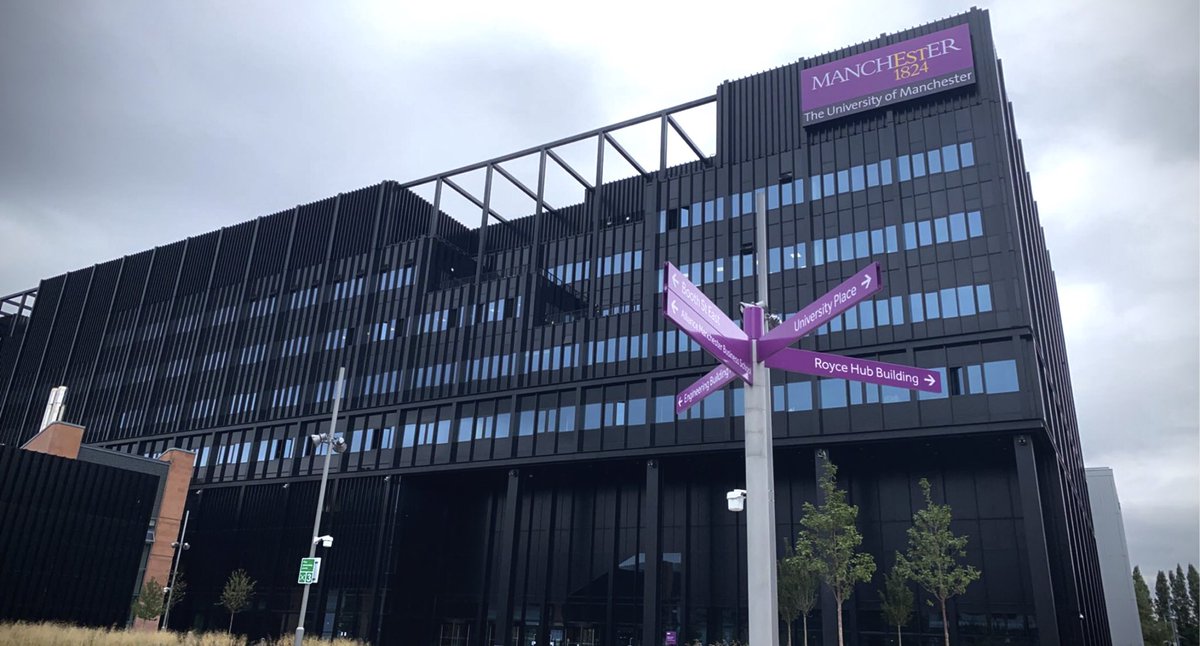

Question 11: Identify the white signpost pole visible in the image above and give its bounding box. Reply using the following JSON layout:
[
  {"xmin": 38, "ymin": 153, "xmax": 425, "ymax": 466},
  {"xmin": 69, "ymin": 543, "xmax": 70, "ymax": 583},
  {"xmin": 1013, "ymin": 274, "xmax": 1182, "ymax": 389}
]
[{"xmin": 743, "ymin": 192, "xmax": 780, "ymax": 646}]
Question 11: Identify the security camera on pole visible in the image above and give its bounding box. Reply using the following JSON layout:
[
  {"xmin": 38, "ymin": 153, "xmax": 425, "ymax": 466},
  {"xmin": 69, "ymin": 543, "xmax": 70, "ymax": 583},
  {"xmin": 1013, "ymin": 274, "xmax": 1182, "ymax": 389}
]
[{"xmin": 293, "ymin": 367, "xmax": 347, "ymax": 646}]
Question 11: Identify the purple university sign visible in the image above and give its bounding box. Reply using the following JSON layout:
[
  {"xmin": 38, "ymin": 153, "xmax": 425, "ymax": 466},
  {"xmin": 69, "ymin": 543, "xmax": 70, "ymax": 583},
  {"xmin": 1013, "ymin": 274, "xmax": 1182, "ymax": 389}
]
[
  {"xmin": 801, "ymin": 23, "xmax": 975, "ymax": 125},
  {"xmin": 763, "ymin": 348, "xmax": 943, "ymax": 394}
]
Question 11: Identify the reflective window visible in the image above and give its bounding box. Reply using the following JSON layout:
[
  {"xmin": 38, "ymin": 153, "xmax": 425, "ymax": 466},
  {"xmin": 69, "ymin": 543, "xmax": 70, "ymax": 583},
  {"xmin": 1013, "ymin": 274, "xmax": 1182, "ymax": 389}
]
[
  {"xmin": 924, "ymin": 292, "xmax": 941, "ymax": 319},
  {"xmin": 942, "ymin": 144, "xmax": 959, "ymax": 172},
  {"xmin": 851, "ymin": 165, "xmax": 865, "ymax": 191},
  {"xmin": 904, "ymin": 222, "xmax": 917, "ymax": 250},
  {"xmin": 918, "ymin": 220, "xmax": 933, "ymax": 246},
  {"xmin": 837, "ymin": 170, "xmax": 850, "ymax": 194},
  {"xmin": 910, "ymin": 293, "xmax": 925, "ymax": 322},
  {"xmin": 941, "ymin": 288, "xmax": 959, "ymax": 317},
  {"xmin": 950, "ymin": 212, "xmax": 968, "ymax": 241},
  {"xmin": 786, "ymin": 381, "xmax": 813, "ymax": 411},
  {"xmin": 859, "ymin": 301, "xmax": 875, "ymax": 328},
  {"xmin": 897, "ymin": 155, "xmax": 911, "ymax": 181},
  {"xmin": 823, "ymin": 173, "xmax": 835, "ymax": 197},
  {"xmin": 912, "ymin": 152, "xmax": 927, "ymax": 177},
  {"xmin": 820, "ymin": 379, "xmax": 847, "ymax": 408},
  {"xmin": 957, "ymin": 286, "xmax": 977, "ymax": 316},
  {"xmin": 876, "ymin": 300, "xmax": 891, "ymax": 326},
  {"xmin": 960, "ymin": 142, "xmax": 976, "ymax": 167},
  {"xmin": 927, "ymin": 148, "xmax": 942, "ymax": 173},
  {"xmin": 984, "ymin": 360, "xmax": 1020, "ymax": 393},
  {"xmin": 810, "ymin": 176, "xmax": 822, "ymax": 201},
  {"xmin": 968, "ymin": 210, "xmax": 984, "ymax": 237},
  {"xmin": 840, "ymin": 234, "xmax": 854, "ymax": 260},
  {"xmin": 880, "ymin": 159, "xmax": 893, "ymax": 184},
  {"xmin": 855, "ymin": 231, "xmax": 870, "ymax": 259},
  {"xmin": 890, "ymin": 296, "xmax": 904, "ymax": 324},
  {"xmin": 935, "ymin": 218, "xmax": 949, "ymax": 244},
  {"xmin": 976, "ymin": 284, "xmax": 993, "ymax": 312},
  {"xmin": 866, "ymin": 163, "xmax": 880, "ymax": 187},
  {"xmin": 768, "ymin": 185, "xmax": 780, "ymax": 209}
]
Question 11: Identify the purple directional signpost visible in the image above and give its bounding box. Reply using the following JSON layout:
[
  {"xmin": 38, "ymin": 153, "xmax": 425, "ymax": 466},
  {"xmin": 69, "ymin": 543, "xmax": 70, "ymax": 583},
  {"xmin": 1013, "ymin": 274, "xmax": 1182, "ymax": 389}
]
[{"xmin": 662, "ymin": 198, "xmax": 944, "ymax": 646}]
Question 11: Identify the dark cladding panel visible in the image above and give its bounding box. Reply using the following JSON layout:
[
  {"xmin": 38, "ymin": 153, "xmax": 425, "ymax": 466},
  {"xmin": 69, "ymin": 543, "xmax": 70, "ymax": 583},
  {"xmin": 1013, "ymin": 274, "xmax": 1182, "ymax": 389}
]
[
  {"xmin": 290, "ymin": 196, "xmax": 338, "ymax": 269},
  {"xmin": 61, "ymin": 259, "xmax": 122, "ymax": 399},
  {"xmin": 717, "ymin": 62, "xmax": 804, "ymax": 165},
  {"xmin": 212, "ymin": 221, "xmax": 257, "ymax": 288},
  {"xmin": 0, "ymin": 446, "xmax": 159, "ymax": 627},
  {"xmin": 331, "ymin": 185, "xmax": 382, "ymax": 260},
  {"xmin": 177, "ymin": 232, "xmax": 220, "ymax": 296},
  {"xmin": 143, "ymin": 240, "xmax": 186, "ymax": 304},
  {"xmin": 0, "ymin": 275, "xmax": 64, "ymax": 444},
  {"xmin": 112, "ymin": 250, "xmax": 153, "ymax": 311},
  {"xmin": 248, "ymin": 209, "xmax": 295, "ymax": 279}
]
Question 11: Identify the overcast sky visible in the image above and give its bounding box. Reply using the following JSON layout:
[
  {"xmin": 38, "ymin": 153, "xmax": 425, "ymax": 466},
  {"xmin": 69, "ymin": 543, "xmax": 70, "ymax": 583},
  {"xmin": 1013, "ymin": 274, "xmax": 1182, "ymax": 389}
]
[{"xmin": 1, "ymin": 1, "xmax": 1196, "ymax": 577}]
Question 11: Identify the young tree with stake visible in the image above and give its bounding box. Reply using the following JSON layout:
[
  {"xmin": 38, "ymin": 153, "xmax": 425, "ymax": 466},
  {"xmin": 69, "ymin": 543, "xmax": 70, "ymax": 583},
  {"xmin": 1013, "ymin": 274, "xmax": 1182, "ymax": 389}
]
[
  {"xmin": 778, "ymin": 542, "xmax": 820, "ymax": 646},
  {"xmin": 220, "ymin": 569, "xmax": 257, "ymax": 634},
  {"xmin": 895, "ymin": 478, "xmax": 981, "ymax": 646},
  {"xmin": 799, "ymin": 455, "xmax": 875, "ymax": 646},
  {"xmin": 879, "ymin": 568, "xmax": 914, "ymax": 645}
]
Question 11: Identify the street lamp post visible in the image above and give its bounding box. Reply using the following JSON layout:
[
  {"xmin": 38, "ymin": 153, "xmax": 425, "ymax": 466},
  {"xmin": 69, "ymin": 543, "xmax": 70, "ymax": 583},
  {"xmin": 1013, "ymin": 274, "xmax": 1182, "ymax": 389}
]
[
  {"xmin": 294, "ymin": 366, "xmax": 347, "ymax": 646},
  {"xmin": 160, "ymin": 509, "xmax": 190, "ymax": 631}
]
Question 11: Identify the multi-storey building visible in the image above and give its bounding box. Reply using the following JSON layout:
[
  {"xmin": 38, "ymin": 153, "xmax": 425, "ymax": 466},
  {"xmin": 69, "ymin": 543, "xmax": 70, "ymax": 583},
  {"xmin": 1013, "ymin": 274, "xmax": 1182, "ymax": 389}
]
[{"xmin": 0, "ymin": 9, "xmax": 1109, "ymax": 646}]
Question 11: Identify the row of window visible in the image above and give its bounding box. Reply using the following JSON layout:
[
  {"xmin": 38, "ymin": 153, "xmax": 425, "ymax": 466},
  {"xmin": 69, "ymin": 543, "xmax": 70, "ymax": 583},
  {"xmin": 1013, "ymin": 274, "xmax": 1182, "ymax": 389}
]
[
  {"xmin": 419, "ymin": 297, "xmax": 525, "ymax": 333},
  {"xmin": 659, "ymin": 140, "xmax": 977, "ymax": 232}
]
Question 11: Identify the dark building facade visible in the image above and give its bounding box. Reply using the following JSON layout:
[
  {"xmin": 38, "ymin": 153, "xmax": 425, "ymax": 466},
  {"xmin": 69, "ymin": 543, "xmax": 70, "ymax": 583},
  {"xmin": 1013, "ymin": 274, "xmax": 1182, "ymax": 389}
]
[{"xmin": 0, "ymin": 9, "xmax": 1109, "ymax": 646}]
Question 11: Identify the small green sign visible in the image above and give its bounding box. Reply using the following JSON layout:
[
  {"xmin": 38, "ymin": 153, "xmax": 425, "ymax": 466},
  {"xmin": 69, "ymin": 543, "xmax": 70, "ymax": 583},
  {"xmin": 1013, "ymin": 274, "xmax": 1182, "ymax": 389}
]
[{"xmin": 298, "ymin": 557, "xmax": 321, "ymax": 585}]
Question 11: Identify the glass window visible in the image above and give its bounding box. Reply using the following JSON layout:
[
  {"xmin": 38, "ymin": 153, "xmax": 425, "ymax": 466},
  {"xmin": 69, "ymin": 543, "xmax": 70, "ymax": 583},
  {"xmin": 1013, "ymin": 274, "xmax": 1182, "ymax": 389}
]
[
  {"xmin": 783, "ymin": 244, "xmax": 796, "ymax": 271},
  {"xmin": 826, "ymin": 238, "xmax": 839, "ymax": 263},
  {"xmin": 871, "ymin": 229, "xmax": 884, "ymax": 255},
  {"xmin": 793, "ymin": 178, "xmax": 804, "ymax": 203},
  {"xmin": 912, "ymin": 152, "xmax": 926, "ymax": 177},
  {"xmin": 918, "ymin": 220, "xmax": 933, "ymax": 246},
  {"xmin": 654, "ymin": 396, "xmax": 672, "ymax": 423},
  {"xmin": 773, "ymin": 385, "xmax": 787, "ymax": 412},
  {"xmin": 702, "ymin": 392, "xmax": 725, "ymax": 419},
  {"xmin": 928, "ymin": 148, "xmax": 942, "ymax": 173},
  {"xmin": 810, "ymin": 176, "xmax": 822, "ymax": 201},
  {"xmin": 495, "ymin": 412, "xmax": 511, "ymax": 438},
  {"xmin": 781, "ymin": 182, "xmax": 793, "ymax": 206},
  {"xmin": 830, "ymin": 315, "xmax": 842, "ymax": 332},
  {"xmin": 820, "ymin": 379, "xmax": 847, "ymax": 408},
  {"xmin": 876, "ymin": 300, "xmax": 890, "ymax": 326},
  {"xmin": 957, "ymin": 286, "xmax": 976, "ymax": 316},
  {"xmin": 518, "ymin": 410, "xmax": 535, "ymax": 436},
  {"xmin": 935, "ymin": 218, "xmax": 949, "ymax": 243},
  {"xmin": 769, "ymin": 247, "xmax": 782, "ymax": 274},
  {"xmin": 968, "ymin": 211, "xmax": 983, "ymax": 237},
  {"xmin": 436, "ymin": 420, "xmax": 451, "ymax": 444},
  {"xmin": 794, "ymin": 243, "xmax": 806, "ymax": 269},
  {"xmin": 885, "ymin": 225, "xmax": 898, "ymax": 253},
  {"xmin": 949, "ymin": 213, "xmax": 967, "ymax": 241},
  {"xmin": 903, "ymin": 222, "xmax": 917, "ymax": 250},
  {"xmin": 984, "ymin": 360, "xmax": 1020, "ymax": 393},
  {"xmin": 855, "ymin": 231, "xmax": 869, "ymax": 258},
  {"xmin": 732, "ymin": 386, "xmax": 744, "ymax": 416},
  {"xmin": 814, "ymin": 239, "xmax": 825, "ymax": 265},
  {"xmin": 941, "ymin": 288, "xmax": 959, "ymax": 317},
  {"xmin": 910, "ymin": 293, "xmax": 925, "ymax": 322},
  {"xmin": 859, "ymin": 302, "xmax": 875, "ymax": 328},
  {"xmin": 837, "ymin": 170, "xmax": 850, "ymax": 194},
  {"xmin": 891, "ymin": 296, "xmax": 904, "ymax": 324},
  {"xmin": 976, "ymin": 284, "xmax": 993, "ymax": 312},
  {"xmin": 840, "ymin": 234, "xmax": 854, "ymax": 260},
  {"xmin": 786, "ymin": 382, "xmax": 812, "ymax": 411},
  {"xmin": 716, "ymin": 199, "xmax": 725, "ymax": 221},
  {"xmin": 918, "ymin": 367, "xmax": 949, "ymax": 400},
  {"xmin": 845, "ymin": 307, "xmax": 857, "ymax": 329},
  {"xmin": 960, "ymin": 141, "xmax": 975, "ymax": 167},
  {"xmin": 925, "ymin": 292, "xmax": 941, "ymax": 318},
  {"xmin": 849, "ymin": 381, "xmax": 864, "ymax": 405},
  {"xmin": 768, "ymin": 185, "xmax": 780, "ymax": 209},
  {"xmin": 823, "ymin": 173, "xmax": 835, "ymax": 197},
  {"xmin": 967, "ymin": 365, "xmax": 984, "ymax": 394},
  {"xmin": 882, "ymin": 385, "xmax": 911, "ymax": 404},
  {"xmin": 851, "ymin": 165, "xmax": 865, "ymax": 191},
  {"xmin": 583, "ymin": 403, "xmax": 601, "ymax": 430},
  {"xmin": 742, "ymin": 192, "xmax": 754, "ymax": 214},
  {"xmin": 628, "ymin": 399, "xmax": 645, "ymax": 425},
  {"xmin": 880, "ymin": 159, "xmax": 893, "ymax": 184},
  {"xmin": 897, "ymin": 155, "xmax": 911, "ymax": 181},
  {"xmin": 942, "ymin": 144, "xmax": 959, "ymax": 172},
  {"xmin": 866, "ymin": 163, "xmax": 879, "ymax": 187},
  {"xmin": 457, "ymin": 418, "xmax": 472, "ymax": 442}
]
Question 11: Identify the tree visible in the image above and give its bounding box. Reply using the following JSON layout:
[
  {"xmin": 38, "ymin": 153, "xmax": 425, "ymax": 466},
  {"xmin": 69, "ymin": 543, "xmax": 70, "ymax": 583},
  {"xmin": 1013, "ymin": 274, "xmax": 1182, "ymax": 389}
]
[
  {"xmin": 1134, "ymin": 567, "xmax": 1172, "ymax": 645},
  {"xmin": 879, "ymin": 568, "xmax": 914, "ymax": 646},
  {"xmin": 894, "ymin": 478, "xmax": 981, "ymax": 646},
  {"xmin": 220, "ymin": 569, "xmax": 257, "ymax": 634},
  {"xmin": 778, "ymin": 542, "xmax": 820, "ymax": 646},
  {"xmin": 799, "ymin": 455, "xmax": 875, "ymax": 646},
  {"xmin": 132, "ymin": 578, "xmax": 167, "ymax": 621},
  {"xmin": 1189, "ymin": 565, "xmax": 1200, "ymax": 642},
  {"xmin": 1157, "ymin": 570, "xmax": 1174, "ymax": 627},
  {"xmin": 1173, "ymin": 564, "xmax": 1199, "ymax": 646}
]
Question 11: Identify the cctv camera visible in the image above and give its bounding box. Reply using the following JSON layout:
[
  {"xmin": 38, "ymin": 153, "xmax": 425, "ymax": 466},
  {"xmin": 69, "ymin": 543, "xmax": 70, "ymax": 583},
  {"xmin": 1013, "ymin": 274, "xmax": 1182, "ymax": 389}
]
[
  {"xmin": 726, "ymin": 489, "xmax": 747, "ymax": 513},
  {"xmin": 310, "ymin": 433, "xmax": 323, "ymax": 447},
  {"xmin": 315, "ymin": 535, "xmax": 333, "ymax": 548},
  {"xmin": 331, "ymin": 436, "xmax": 347, "ymax": 454}
]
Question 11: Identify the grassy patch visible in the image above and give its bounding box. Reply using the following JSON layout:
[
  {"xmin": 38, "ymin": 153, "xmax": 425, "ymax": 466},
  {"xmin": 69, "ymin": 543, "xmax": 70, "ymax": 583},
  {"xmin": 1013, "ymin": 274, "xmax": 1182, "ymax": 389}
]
[{"xmin": 0, "ymin": 622, "xmax": 365, "ymax": 646}]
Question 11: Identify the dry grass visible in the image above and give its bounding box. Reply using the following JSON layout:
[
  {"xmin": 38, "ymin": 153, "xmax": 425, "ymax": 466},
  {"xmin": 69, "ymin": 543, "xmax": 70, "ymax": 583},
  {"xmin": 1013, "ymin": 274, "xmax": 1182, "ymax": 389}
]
[{"xmin": 0, "ymin": 622, "xmax": 366, "ymax": 646}]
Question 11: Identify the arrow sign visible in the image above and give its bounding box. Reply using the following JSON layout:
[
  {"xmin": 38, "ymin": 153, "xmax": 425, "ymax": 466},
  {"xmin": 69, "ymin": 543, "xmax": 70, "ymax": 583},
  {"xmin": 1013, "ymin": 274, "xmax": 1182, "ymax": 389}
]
[
  {"xmin": 676, "ymin": 365, "xmax": 739, "ymax": 415},
  {"xmin": 664, "ymin": 289, "xmax": 753, "ymax": 383},
  {"xmin": 758, "ymin": 262, "xmax": 882, "ymax": 360},
  {"xmin": 763, "ymin": 347, "xmax": 943, "ymax": 394},
  {"xmin": 663, "ymin": 262, "xmax": 748, "ymax": 341}
]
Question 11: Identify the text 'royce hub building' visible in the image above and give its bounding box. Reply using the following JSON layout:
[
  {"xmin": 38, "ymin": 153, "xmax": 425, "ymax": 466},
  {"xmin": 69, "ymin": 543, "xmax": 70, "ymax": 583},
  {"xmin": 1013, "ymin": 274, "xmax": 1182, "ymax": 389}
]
[{"xmin": 0, "ymin": 9, "xmax": 1110, "ymax": 646}]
